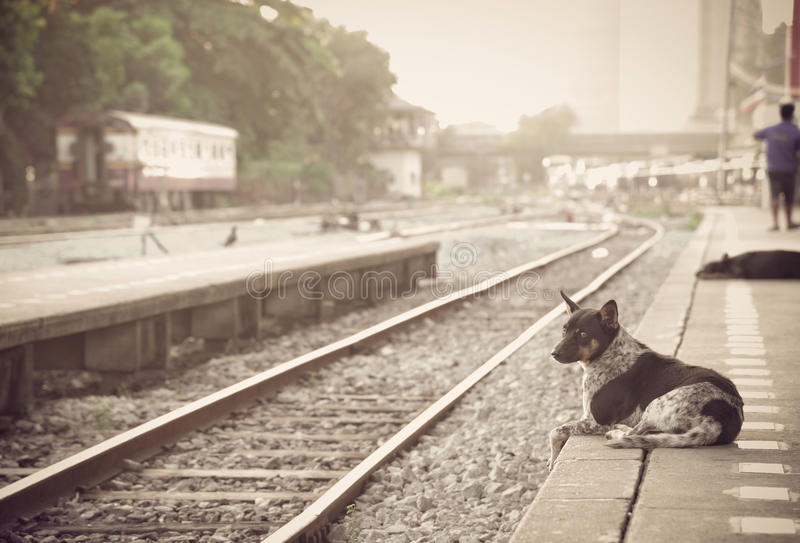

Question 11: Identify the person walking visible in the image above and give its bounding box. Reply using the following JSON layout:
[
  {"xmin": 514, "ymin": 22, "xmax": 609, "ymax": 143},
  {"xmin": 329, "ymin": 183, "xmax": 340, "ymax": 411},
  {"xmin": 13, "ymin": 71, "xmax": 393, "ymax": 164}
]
[{"xmin": 754, "ymin": 102, "xmax": 800, "ymax": 231}]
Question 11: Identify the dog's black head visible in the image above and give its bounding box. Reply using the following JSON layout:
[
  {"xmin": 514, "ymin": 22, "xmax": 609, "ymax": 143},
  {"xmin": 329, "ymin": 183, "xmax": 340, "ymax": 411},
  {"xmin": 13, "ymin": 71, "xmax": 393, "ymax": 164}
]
[
  {"xmin": 551, "ymin": 290, "xmax": 619, "ymax": 364},
  {"xmin": 696, "ymin": 253, "xmax": 738, "ymax": 279}
]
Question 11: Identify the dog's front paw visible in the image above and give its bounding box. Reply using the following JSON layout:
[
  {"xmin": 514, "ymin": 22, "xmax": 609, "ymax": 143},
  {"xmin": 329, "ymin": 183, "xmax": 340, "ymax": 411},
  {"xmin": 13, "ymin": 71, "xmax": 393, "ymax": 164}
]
[
  {"xmin": 548, "ymin": 425, "xmax": 570, "ymax": 470},
  {"xmin": 605, "ymin": 428, "xmax": 626, "ymax": 440}
]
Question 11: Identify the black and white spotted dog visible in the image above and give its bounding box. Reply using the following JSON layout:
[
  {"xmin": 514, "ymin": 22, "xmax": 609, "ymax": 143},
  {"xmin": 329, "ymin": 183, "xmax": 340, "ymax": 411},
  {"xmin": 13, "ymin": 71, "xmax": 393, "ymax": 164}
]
[{"xmin": 547, "ymin": 291, "xmax": 744, "ymax": 470}]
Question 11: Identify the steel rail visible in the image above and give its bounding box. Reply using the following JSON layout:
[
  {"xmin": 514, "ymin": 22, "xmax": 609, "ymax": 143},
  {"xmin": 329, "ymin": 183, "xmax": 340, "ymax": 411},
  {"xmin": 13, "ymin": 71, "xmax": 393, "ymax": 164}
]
[
  {"xmin": 263, "ymin": 216, "xmax": 664, "ymax": 543},
  {"xmin": 0, "ymin": 221, "xmax": 619, "ymax": 525}
]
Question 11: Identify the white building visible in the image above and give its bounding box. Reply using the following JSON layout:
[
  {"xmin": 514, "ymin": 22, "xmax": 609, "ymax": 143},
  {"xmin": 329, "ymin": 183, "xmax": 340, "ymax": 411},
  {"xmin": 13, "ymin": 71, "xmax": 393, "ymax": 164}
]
[{"xmin": 367, "ymin": 95, "xmax": 437, "ymax": 198}]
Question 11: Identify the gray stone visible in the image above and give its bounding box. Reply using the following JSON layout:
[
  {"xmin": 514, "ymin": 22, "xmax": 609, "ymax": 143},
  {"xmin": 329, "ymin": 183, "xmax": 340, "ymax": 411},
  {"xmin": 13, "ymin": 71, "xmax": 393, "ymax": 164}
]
[{"xmin": 416, "ymin": 495, "xmax": 434, "ymax": 512}]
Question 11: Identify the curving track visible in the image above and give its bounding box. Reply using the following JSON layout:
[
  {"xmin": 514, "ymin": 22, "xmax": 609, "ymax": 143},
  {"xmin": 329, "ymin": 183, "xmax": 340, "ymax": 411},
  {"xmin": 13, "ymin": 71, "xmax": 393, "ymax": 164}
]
[{"xmin": 0, "ymin": 214, "xmax": 664, "ymax": 542}]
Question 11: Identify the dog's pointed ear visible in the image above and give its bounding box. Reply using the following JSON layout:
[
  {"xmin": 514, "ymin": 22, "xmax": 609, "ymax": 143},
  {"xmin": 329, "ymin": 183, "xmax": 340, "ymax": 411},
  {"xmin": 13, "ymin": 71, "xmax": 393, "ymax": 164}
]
[
  {"xmin": 560, "ymin": 290, "xmax": 580, "ymax": 316},
  {"xmin": 600, "ymin": 300, "xmax": 619, "ymax": 330}
]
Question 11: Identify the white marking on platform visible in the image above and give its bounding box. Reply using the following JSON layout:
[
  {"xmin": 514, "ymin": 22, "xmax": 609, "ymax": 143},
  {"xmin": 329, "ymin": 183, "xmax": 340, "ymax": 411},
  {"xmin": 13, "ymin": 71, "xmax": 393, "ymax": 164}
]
[
  {"xmin": 728, "ymin": 368, "xmax": 770, "ymax": 376},
  {"xmin": 727, "ymin": 335, "xmax": 764, "ymax": 343},
  {"xmin": 736, "ymin": 440, "xmax": 784, "ymax": 450},
  {"xmin": 726, "ymin": 334, "xmax": 762, "ymax": 340},
  {"xmin": 737, "ymin": 517, "xmax": 797, "ymax": 535},
  {"xmin": 19, "ymin": 298, "xmax": 42, "ymax": 304},
  {"xmin": 0, "ymin": 303, "xmax": 14, "ymax": 309},
  {"xmin": 740, "ymin": 390, "xmax": 775, "ymax": 399},
  {"xmin": 726, "ymin": 344, "xmax": 765, "ymax": 350},
  {"xmin": 724, "ymin": 358, "xmax": 766, "ymax": 366},
  {"xmin": 744, "ymin": 405, "xmax": 779, "ymax": 414},
  {"xmin": 742, "ymin": 422, "xmax": 784, "ymax": 431},
  {"xmin": 726, "ymin": 326, "xmax": 761, "ymax": 334},
  {"xmin": 8, "ymin": 277, "xmax": 23, "ymax": 282},
  {"xmin": 726, "ymin": 333, "xmax": 762, "ymax": 340},
  {"xmin": 732, "ymin": 378, "xmax": 773, "ymax": 387},
  {"xmin": 738, "ymin": 463, "xmax": 786, "ymax": 474},
  {"xmin": 729, "ymin": 348, "xmax": 766, "ymax": 356},
  {"xmin": 726, "ymin": 339, "xmax": 764, "ymax": 346},
  {"xmin": 735, "ymin": 486, "xmax": 789, "ymax": 501},
  {"xmin": 726, "ymin": 318, "xmax": 759, "ymax": 324},
  {"xmin": 67, "ymin": 290, "xmax": 87, "ymax": 296},
  {"xmin": 45, "ymin": 294, "xmax": 67, "ymax": 300}
]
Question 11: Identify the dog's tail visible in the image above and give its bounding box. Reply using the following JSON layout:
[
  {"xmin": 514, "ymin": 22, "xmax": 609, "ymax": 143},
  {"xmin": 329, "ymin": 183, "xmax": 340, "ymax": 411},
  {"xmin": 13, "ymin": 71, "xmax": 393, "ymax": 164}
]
[{"xmin": 606, "ymin": 420, "xmax": 721, "ymax": 449}]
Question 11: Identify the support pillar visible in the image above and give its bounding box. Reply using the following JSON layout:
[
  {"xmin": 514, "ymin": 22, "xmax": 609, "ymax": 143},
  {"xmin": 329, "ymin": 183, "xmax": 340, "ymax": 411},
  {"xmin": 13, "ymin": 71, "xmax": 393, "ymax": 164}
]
[
  {"xmin": 0, "ymin": 345, "xmax": 34, "ymax": 415},
  {"xmin": 85, "ymin": 321, "xmax": 141, "ymax": 372},
  {"xmin": 237, "ymin": 295, "xmax": 262, "ymax": 340}
]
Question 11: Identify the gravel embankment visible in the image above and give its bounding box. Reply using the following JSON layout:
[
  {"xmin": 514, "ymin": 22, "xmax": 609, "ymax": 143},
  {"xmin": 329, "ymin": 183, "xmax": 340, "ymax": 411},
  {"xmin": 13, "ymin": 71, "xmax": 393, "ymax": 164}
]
[
  {"xmin": 325, "ymin": 219, "xmax": 692, "ymax": 543},
  {"xmin": 0, "ymin": 216, "xmax": 693, "ymax": 542}
]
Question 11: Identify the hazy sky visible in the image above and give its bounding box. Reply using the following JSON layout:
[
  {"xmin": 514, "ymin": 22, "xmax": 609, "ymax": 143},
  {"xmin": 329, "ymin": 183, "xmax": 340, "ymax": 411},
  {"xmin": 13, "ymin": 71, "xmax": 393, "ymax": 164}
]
[{"xmin": 295, "ymin": 0, "xmax": 701, "ymax": 133}]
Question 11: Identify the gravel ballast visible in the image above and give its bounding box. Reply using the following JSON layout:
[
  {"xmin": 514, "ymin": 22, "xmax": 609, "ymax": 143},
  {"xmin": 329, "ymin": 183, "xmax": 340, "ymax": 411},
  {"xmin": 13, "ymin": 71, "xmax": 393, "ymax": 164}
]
[
  {"xmin": 0, "ymin": 216, "xmax": 694, "ymax": 542},
  {"xmin": 325, "ymin": 219, "xmax": 692, "ymax": 543}
]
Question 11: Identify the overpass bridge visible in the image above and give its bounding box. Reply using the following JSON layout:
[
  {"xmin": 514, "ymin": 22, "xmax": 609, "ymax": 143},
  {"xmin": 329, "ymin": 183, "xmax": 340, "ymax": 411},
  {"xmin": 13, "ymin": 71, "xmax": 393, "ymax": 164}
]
[{"xmin": 438, "ymin": 131, "xmax": 721, "ymax": 160}]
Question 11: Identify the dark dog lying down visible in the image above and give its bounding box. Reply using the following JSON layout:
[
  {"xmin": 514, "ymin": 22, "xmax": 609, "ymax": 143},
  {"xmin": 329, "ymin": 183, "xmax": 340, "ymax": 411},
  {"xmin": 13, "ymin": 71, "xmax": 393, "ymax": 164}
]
[
  {"xmin": 547, "ymin": 291, "xmax": 743, "ymax": 470},
  {"xmin": 697, "ymin": 250, "xmax": 800, "ymax": 279}
]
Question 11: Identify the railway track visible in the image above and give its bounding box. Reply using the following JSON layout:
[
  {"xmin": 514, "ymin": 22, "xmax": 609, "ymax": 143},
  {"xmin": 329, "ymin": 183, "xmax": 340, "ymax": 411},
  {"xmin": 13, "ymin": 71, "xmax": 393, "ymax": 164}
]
[{"xmin": 1, "ymin": 215, "xmax": 664, "ymax": 542}]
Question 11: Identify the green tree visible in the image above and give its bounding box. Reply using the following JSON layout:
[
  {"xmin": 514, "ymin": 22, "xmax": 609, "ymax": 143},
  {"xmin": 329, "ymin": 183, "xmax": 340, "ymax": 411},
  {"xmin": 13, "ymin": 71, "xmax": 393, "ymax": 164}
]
[
  {"xmin": 507, "ymin": 104, "xmax": 578, "ymax": 185},
  {"xmin": 314, "ymin": 25, "xmax": 396, "ymax": 169},
  {"xmin": 0, "ymin": 0, "xmax": 398, "ymax": 213},
  {"xmin": 2, "ymin": 1, "xmax": 189, "ymax": 213},
  {"xmin": 0, "ymin": 1, "xmax": 45, "ymax": 213}
]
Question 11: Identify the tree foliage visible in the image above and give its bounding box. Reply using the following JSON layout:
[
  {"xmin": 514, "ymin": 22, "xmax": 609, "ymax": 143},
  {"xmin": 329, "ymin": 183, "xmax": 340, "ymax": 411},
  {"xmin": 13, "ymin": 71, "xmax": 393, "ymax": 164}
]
[
  {"xmin": 0, "ymin": 0, "xmax": 397, "ymax": 213},
  {"xmin": 0, "ymin": 1, "xmax": 45, "ymax": 212},
  {"xmin": 507, "ymin": 104, "xmax": 578, "ymax": 184}
]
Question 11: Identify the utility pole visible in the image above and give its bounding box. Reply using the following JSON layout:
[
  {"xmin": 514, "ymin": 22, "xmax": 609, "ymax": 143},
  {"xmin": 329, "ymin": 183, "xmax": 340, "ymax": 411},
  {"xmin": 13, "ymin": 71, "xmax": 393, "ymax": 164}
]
[{"xmin": 717, "ymin": 0, "xmax": 736, "ymax": 200}]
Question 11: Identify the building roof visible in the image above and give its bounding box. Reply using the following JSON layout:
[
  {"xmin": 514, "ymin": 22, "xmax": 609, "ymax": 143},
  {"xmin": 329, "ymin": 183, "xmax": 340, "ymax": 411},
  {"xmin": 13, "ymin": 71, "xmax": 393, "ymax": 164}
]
[
  {"xmin": 385, "ymin": 94, "xmax": 434, "ymax": 115},
  {"xmin": 108, "ymin": 110, "xmax": 239, "ymax": 139}
]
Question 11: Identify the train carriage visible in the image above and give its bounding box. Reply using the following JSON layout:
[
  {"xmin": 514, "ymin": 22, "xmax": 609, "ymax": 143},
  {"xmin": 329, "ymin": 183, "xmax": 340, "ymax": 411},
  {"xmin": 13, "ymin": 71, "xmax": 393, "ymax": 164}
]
[{"xmin": 56, "ymin": 110, "xmax": 238, "ymax": 212}]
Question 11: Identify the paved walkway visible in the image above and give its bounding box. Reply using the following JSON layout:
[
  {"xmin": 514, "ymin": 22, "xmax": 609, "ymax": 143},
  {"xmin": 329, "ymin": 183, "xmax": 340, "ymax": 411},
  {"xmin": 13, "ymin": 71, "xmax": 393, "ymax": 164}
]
[{"xmin": 512, "ymin": 205, "xmax": 800, "ymax": 542}]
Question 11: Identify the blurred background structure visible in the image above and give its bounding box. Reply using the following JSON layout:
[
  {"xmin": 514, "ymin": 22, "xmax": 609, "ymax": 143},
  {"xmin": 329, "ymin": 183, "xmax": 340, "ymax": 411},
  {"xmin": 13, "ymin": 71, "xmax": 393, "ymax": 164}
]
[{"xmin": 0, "ymin": 0, "xmax": 797, "ymax": 217}]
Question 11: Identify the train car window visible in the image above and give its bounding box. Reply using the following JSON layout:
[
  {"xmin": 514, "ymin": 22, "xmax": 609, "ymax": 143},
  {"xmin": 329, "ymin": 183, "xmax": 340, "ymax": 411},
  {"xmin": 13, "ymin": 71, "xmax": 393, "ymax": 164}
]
[{"xmin": 196, "ymin": 142, "xmax": 202, "ymax": 158}]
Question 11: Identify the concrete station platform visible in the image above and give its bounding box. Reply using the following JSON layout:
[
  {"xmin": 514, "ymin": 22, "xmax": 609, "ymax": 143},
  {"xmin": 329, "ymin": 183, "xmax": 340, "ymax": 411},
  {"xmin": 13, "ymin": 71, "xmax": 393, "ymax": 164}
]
[
  {"xmin": 0, "ymin": 236, "xmax": 438, "ymax": 415},
  {"xmin": 512, "ymin": 206, "xmax": 800, "ymax": 542}
]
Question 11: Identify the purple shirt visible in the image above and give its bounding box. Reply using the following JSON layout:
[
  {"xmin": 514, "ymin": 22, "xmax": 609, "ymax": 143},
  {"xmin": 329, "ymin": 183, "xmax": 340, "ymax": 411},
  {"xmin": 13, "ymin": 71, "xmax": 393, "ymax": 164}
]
[{"xmin": 754, "ymin": 121, "xmax": 800, "ymax": 173}]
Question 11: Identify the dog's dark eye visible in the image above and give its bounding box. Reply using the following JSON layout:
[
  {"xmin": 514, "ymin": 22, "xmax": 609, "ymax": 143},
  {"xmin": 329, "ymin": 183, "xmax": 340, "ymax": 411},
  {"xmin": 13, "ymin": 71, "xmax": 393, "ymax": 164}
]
[{"xmin": 579, "ymin": 331, "xmax": 588, "ymax": 339}]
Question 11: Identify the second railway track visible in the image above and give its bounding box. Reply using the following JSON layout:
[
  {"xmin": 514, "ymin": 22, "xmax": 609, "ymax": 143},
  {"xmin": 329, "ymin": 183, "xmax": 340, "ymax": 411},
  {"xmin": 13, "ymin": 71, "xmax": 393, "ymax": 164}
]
[{"xmin": 1, "ymin": 215, "xmax": 676, "ymax": 542}]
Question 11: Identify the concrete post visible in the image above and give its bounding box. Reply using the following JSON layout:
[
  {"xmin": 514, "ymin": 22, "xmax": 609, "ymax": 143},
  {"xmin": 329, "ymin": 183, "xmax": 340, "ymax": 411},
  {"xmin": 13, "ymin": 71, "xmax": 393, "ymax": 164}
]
[
  {"xmin": 85, "ymin": 321, "xmax": 142, "ymax": 372},
  {"xmin": 237, "ymin": 295, "xmax": 261, "ymax": 340},
  {"xmin": 191, "ymin": 299, "xmax": 239, "ymax": 339},
  {"xmin": 0, "ymin": 345, "xmax": 34, "ymax": 415},
  {"xmin": 139, "ymin": 314, "xmax": 171, "ymax": 370}
]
